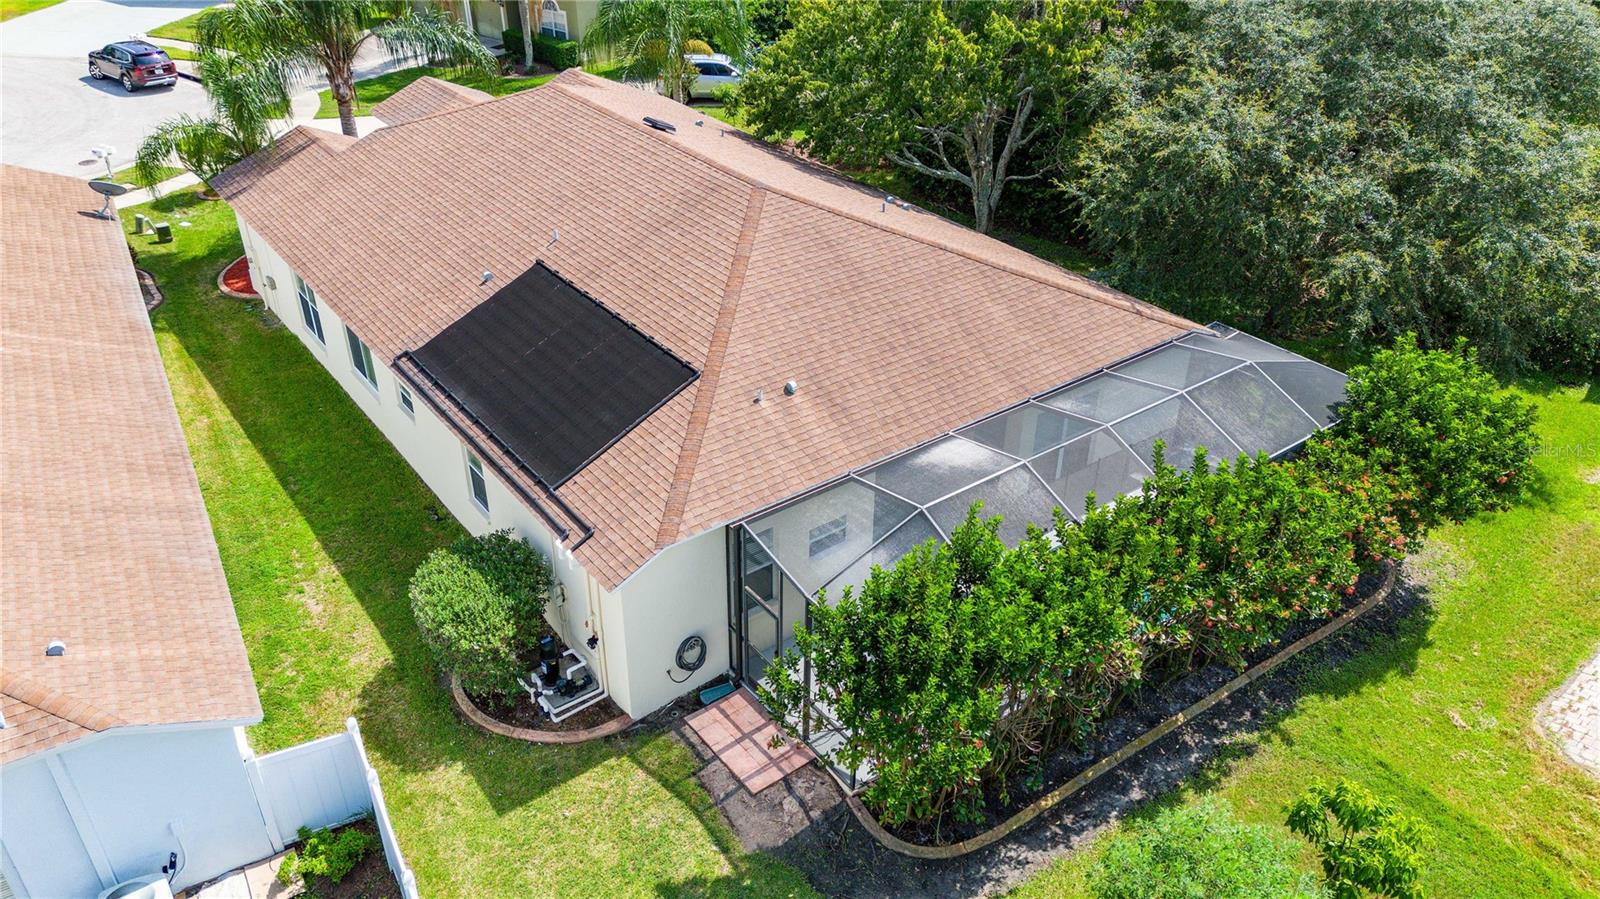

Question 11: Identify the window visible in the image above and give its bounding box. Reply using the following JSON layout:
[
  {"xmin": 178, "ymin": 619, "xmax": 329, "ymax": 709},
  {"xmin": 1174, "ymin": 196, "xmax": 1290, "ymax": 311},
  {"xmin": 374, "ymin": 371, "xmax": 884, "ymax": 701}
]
[
  {"xmin": 345, "ymin": 325, "xmax": 377, "ymax": 390},
  {"xmin": 295, "ymin": 275, "xmax": 325, "ymax": 344},
  {"xmin": 466, "ymin": 450, "xmax": 489, "ymax": 513},
  {"xmin": 539, "ymin": 0, "xmax": 568, "ymax": 38},
  {"xmin": 397, "ymin": 383, "xmax": 416, "ymax": 418},
  {"xmin": 808, "ymin": 516, "xmax": 848, "ymax": 558}
]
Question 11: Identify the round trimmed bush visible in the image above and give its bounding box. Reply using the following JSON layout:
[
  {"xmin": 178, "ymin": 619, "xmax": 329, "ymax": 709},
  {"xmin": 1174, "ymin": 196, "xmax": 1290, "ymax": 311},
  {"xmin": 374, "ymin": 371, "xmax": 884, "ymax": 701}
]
[
  {"xmin": 1090, "ymin": 800, "xmax": 1327, "ymax": 899},
  {"xmin": 409, "ymin": 530, "xmax": 552, "ymax": 700}
]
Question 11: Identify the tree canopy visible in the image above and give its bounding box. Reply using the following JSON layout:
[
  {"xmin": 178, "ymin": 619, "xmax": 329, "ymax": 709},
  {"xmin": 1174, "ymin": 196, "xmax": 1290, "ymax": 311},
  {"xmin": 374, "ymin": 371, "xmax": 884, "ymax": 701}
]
[
  {"xmin": 739, "ymin": 0, "xmax": 1118, "ymax": 233},
  {"xmin": 1073, "ymin": 0, "xmax": 1600, "ymax": 374}
]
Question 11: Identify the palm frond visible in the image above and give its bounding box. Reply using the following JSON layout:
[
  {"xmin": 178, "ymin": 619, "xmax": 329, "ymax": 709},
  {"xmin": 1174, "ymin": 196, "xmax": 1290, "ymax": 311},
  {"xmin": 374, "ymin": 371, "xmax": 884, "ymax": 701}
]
[{"xmin": 374, "ymin": 5, "xmax": 495, "ymax": 76}]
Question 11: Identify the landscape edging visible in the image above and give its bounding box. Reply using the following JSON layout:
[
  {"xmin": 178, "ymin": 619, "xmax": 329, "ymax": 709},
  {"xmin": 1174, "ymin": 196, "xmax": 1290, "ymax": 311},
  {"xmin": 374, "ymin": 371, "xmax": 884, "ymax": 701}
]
[
  {"xmin": 450, "ymin": 674, "xmax": 633, "ymax": 744},
  {"xmin": 843, "ymin": 562, "xmax": 1400, "ymax": 859}
]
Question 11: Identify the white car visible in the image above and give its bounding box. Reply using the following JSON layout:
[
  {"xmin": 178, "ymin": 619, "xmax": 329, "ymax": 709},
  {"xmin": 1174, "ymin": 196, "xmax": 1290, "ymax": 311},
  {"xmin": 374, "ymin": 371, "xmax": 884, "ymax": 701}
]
[{"xmin": 686, "ymin": 53, "xmax": 741, "ymax": 100}]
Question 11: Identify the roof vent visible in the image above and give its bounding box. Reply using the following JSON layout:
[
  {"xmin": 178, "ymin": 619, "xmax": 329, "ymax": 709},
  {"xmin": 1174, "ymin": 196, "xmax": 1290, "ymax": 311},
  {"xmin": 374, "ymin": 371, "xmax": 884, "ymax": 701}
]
[
  {"xmin": 480, "ymin": 270, "xmax": 493, "ymax": 286},
  {"xmin": 881, "ymin": 194, "xmax": 898, "ymax": 212},
  {"xmin": 45, "ymin": 639, "xmax": 65, "ymax": 657},
  {"xmin": 643, "ymin": 116, "xmax": 677, "ymax": 134},
  {"xmin": 753, "ymin": 389, "xmax": 764, "ymax": 404},
  {"xmin": 783, "ymin": 379, "xmax": 798, "ymax": 396}
]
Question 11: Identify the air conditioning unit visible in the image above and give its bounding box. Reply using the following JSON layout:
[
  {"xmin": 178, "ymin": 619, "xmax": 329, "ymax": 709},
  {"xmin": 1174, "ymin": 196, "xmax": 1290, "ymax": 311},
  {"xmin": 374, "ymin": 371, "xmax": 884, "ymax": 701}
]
[{"xmin": 97, "ymin": 874, "xmax": 174, "ymax": 899}]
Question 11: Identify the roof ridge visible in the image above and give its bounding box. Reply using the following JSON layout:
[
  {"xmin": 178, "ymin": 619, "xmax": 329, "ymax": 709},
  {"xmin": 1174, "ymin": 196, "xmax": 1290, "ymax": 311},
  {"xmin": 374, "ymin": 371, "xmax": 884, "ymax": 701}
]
[
  {"xmin": 0, "ymin": 669, "xmax": 125, "ymax": 732},
  {"xmin": 549, "ymin": 71, "xmax": 1201, "ymax": 335},
  {"xmin": 653, "ymin": 187, "xmax": 768, "ymax": 549}
]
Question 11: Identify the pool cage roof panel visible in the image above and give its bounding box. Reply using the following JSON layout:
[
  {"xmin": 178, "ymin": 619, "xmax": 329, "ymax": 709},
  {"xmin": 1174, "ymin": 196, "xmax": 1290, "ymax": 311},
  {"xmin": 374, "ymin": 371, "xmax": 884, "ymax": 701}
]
[{"xmin": 739, "ymin": 326, "xmax": 1346, "ymax": 599}]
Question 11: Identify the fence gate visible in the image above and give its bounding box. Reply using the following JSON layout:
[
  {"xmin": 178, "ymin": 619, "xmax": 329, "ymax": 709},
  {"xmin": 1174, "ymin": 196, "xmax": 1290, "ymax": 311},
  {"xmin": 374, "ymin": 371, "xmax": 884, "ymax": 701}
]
[{"xmin": 245, "ymin": 729, "xmax": 372, "ymax": 851}]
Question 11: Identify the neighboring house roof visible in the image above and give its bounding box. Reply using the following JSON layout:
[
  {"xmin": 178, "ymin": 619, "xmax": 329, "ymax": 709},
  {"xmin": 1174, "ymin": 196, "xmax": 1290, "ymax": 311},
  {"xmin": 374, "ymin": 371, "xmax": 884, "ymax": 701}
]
[
  {"xmin": 0, "ymin": 165, "xmax": 260, "ymax": 765},
  {"xmin": 213, "ymin": 70, "xmax": 1202, "ymax": 589},
  {"xmin": 370, "ymin": 75, "xmax": 493, "ymax": 126}
]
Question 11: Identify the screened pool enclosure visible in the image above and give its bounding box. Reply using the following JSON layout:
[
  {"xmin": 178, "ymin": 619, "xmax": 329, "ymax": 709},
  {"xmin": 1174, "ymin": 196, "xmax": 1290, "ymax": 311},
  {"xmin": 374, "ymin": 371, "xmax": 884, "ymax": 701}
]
[{"xmin": 724, "ymin": 326, "xmax": 1346, "ymax": 781}]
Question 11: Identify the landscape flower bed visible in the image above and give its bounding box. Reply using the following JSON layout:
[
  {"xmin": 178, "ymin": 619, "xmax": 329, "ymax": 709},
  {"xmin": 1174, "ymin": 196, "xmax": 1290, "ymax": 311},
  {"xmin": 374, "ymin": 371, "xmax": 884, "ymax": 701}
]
[{"xmin": 763, "ymin": 337, "xmax": 1537, "ymax": 835}]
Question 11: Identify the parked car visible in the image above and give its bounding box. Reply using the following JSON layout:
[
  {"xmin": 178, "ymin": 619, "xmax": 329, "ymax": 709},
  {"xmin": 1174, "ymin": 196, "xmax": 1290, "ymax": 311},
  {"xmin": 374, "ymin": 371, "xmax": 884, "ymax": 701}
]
[
  {"xmin": 686, "ymin": 54, "xmax": 740, "ymax": 100},
  {"xmin": 88, "ymin": 40, "xmax": 177, "ymax": 92}
]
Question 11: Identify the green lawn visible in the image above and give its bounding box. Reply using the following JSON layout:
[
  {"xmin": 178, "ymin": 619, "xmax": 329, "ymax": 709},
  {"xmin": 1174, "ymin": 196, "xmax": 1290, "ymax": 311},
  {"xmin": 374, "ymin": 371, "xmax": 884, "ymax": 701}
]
[
  {"xmin": 0, "ymin": 0, "xmax": 59, "ymax": 21},
  {"xmin": 154, "ymin": 41, "xmax": 199, "ymax": 62},
  {"xmin": 121, "ymin": 190, "xmax": 817, "ymax": 899},
  {"xmin": 146, "ymin": 7, "xmax": 213, "ymax": 43},
  {"xmin": 314, "ymin": 66, "xmax": 556, "ymax": 119},
  {"xmin": 1012, "ymin": 381, "xmax": 1600, "ymax": 897},
  {"xmin": 112, "ymin": 162, "xmax": 184, "ymax": 187}
]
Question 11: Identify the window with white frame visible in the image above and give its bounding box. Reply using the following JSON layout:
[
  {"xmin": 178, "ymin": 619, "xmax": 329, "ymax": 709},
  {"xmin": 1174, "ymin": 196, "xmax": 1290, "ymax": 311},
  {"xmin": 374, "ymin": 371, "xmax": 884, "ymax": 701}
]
[
  {"xmin": 397, "ymin": 382, "xmax": 416, "ymax": 418},
  {"xmin": 345, "ymin": 325, "xmax": 378, "ymax": 390},
  {"xmin": 466, "ymin": 450, "xmax": 489, "ymax": 513},
  {"xmin": 295, "ymin": 274, "xmax": 325, "ymax": 344},
  {"xmin": 539, "ymin": 0, "xmax": 568, "ymax": 38}
]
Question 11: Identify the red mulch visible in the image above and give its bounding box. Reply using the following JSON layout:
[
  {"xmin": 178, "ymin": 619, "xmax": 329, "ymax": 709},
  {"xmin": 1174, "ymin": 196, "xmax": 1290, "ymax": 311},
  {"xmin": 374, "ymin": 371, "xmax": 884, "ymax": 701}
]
[{"xmin": 221, "ymin": 255, "xmax": 258, "ymax": 297}]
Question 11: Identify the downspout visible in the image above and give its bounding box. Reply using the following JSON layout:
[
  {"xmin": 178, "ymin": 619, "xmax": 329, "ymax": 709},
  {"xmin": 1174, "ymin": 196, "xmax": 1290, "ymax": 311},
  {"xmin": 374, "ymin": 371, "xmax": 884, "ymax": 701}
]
[{"xmin": 585, "ymin": 571, "xmax": 612, "ymax": 693}]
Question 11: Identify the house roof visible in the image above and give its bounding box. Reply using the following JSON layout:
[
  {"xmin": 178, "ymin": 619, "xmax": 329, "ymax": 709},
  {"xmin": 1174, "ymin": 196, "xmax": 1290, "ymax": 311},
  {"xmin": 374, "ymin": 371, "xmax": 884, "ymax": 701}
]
[
  {"xmin": 371, "ymin": 75, "xmax": 493, "ymax": 126},
  {"xmin": 213, "ymin": 70, "xmax": 1202, "ymax": 589},
  {"xmin": 0, "ymin": 165, "xmax": 260, "ymax": 765}
]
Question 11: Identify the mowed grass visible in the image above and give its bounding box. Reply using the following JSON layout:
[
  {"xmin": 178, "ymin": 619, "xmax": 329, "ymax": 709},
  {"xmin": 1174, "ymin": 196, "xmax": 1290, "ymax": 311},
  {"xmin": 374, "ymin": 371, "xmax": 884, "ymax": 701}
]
[
  {"xmin": 1012, "ymin": 382, "xmax": 1600, "ymax": 897},
  {"xmin": 313, "ymin": 65, "xmax": 556, "ymax": 118},
  {"xmin": 146, "ymin": 7, "xmax": 214, "ymax": 43},
  {"xmin": 121, "ymin": 190, "xmax": 818, "ymax": 899},
  {"xmin": 0, "ymin": 0, "xmax": 59, "ymax": 21}
]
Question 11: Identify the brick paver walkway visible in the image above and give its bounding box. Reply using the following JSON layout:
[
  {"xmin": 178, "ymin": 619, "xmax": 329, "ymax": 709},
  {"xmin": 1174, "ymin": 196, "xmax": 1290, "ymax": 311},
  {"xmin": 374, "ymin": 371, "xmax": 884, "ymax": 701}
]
[
  {"xmin": 685, "ymin": 687, "xmax": 813, "ymax": 794},
  {"xmin": 1539, "ymin": 647, "xmax": 1600, "ymax": 777}
]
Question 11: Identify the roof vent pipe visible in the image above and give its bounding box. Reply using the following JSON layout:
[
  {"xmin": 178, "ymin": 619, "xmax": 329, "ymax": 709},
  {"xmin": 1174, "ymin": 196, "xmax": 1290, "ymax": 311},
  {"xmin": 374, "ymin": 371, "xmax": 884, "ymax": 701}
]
[
  {"xmin": 753, "ymin": 389, "xmax": 764, "ymax": 404},
  {"xmin": 45, "ymin": 639, "xmax": 65, "ymax": 657},
  {"xmin": 784, "ymin": 379, "xmax": 798, "ymax": 396},
  {"xmin": 481, "ymin": 271, "xmax": 493, "ymax": 286}
]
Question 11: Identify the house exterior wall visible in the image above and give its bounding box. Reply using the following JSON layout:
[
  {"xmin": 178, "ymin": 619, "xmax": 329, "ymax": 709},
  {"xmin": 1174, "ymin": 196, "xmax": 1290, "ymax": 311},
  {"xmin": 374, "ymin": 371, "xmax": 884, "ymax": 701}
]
[
  {"xmin": 0, "ymin": 725, "xmax": 272, "ymax": 898},
  {"xmin": 613, "ymin": 527, "xmax": 731, "ymax": 715},
  {"xmin": 236, "ymin": 218, "xmax": 684, "ymax": 713}
]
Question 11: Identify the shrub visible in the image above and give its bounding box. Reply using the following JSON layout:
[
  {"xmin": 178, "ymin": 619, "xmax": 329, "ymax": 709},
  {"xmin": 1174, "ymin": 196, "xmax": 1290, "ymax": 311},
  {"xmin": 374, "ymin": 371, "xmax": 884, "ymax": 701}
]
[
  {"xmin": 409, "ymin": 529, "xmax": 552, "ymax": 700},
  {"xmin": 531, "ymin": 33, "xmax": 579, "ymax": 69},
  {"xmin": 1286, "ymin": 780, "xmax": 1429, "ymax": 899},
  {"xmin": 1331, "ymin": 335, "xmax": 1538, "ymax": 533},
  {"xmin": 276, "ymin": 824, "xmax": 377, "ymax": 887},
  {"xmin": 1091, "ymin": 800, "xmax": 1327, "ymax": 899},
  {"xmin": 502, "ymin": 28, "xmax": 525, "ymax": 64}
]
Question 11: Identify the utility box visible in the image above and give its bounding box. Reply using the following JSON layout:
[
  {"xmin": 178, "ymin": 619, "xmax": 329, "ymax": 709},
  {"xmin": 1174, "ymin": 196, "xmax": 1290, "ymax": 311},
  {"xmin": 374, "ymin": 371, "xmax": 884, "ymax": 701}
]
[
  {"xmin": 132, "ymin": 213, "xmax": 149, "ymax": 234},
  {"xmin": 152, "ymin": 221, "xmax": 172, "ymax": 243}
]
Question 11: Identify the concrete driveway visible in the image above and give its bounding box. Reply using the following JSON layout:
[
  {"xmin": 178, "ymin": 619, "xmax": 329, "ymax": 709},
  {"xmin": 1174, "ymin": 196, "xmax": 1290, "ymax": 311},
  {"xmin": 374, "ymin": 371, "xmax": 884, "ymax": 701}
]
[{"xmin": 1, "ymin": 0, "xmax": 212, "ymax": 176}]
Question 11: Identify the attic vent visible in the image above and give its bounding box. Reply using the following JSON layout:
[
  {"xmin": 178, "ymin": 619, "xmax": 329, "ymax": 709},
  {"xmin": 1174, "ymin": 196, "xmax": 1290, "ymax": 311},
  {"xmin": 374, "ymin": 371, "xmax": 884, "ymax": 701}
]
[
  {"xmin": 45, "ymin": 640, "xmax": 65, "ymax": 657},
  {"xmin": 643, "ymin": 116, "xmax": 677, "ymax": 134}
]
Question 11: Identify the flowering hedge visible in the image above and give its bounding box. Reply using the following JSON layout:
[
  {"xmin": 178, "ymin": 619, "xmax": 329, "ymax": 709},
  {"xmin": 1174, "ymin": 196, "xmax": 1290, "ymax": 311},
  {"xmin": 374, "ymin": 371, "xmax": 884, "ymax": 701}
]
[{"xmin": 763, "ymin": 337, "xmax": 1535, "ymax": 828}]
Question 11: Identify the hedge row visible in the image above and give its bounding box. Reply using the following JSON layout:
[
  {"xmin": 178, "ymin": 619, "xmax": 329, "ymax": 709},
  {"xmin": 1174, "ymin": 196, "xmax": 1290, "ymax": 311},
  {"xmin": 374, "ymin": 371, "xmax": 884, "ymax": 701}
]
[{"xmin": 763, "ymin": 337, "xmax": 1536, "ymax": 827}]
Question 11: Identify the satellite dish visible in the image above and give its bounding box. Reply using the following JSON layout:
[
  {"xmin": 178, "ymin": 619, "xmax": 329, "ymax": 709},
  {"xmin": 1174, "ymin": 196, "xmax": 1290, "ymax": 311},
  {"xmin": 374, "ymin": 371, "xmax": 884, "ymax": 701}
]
[{"xmin": 88, "ymin": 179, "xmax": 129, "ymax": 220}]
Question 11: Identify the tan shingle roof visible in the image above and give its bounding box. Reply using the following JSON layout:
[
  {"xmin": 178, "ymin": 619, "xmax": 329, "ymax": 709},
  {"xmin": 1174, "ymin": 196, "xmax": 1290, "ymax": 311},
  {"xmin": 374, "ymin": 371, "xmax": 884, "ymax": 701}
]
[
  {"xmin": 0, "ymin": 165, "xmax": 260, "ymax": 764},
  {"xmin": 371, "ymin": 75, "xmax": 493, "ymax": 126},
  {"xmin": 215, "ymin": 72, "xmax": 1200, "ymax": 589}
]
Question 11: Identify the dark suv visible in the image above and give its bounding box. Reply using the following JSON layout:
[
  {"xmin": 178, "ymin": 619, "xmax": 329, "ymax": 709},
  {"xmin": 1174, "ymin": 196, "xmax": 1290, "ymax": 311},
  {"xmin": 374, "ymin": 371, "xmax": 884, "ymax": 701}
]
[{"xmin": 88, "ymin": 40, "xmax": 176, "ymax": 92}]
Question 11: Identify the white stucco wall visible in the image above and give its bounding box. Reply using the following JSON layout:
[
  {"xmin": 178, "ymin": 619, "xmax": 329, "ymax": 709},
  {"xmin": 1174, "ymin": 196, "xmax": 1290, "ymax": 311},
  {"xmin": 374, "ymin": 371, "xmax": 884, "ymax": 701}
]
[
  {"xmin": 0, "ymin": 725, "xmax": 272, "ymax": 899},
  {"xmin": 238, "ymin": 220, "xmax": 731, "ymax": 716},
  {"xmin": 614, "ymin": 527, "xmax": 732, "ymax": 714}
]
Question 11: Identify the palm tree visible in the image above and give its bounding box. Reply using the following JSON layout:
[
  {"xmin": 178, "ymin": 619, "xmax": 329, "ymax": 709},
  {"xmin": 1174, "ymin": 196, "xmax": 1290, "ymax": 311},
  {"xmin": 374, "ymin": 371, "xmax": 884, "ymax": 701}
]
[
  {"xmin": 197, "ymin": 0, "xmax": 494, "ymax": 138},
  {"xmin": 582, "ymin": 0, "xmax": 750, "ymax": 104},
  {"xmin": 134, "ymin": 51, "xmax": 291, "ymax": 190}
]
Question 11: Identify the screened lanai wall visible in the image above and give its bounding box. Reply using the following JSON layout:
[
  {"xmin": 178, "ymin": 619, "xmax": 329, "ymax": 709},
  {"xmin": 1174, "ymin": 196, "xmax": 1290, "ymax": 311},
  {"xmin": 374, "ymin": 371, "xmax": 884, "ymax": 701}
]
[{"xmin": 725, "ymin": 326, "xmax": 1347, "ymax": 781}]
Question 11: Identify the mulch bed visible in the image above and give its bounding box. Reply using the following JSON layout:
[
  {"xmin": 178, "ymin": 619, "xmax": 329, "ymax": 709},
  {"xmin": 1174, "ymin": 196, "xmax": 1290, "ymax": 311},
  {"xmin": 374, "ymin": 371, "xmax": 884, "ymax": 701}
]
[
  {"xmin": 290, "ymin": 820, "xmax": 398, "ymax": 899},
  {"xmin": 219, "ymin": 255, "xmax": 259, "ymax": 298},
  {"xmin": 465, "ymin": 685, "xmax": 626, "ymax": 733}
]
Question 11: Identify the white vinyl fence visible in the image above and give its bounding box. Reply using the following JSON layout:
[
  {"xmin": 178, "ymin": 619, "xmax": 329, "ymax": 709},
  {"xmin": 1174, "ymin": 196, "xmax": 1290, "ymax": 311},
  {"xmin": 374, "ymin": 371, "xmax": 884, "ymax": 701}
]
[{"xmin": 244, "ymin": 718, "xmax": 419, "ymax": 899}]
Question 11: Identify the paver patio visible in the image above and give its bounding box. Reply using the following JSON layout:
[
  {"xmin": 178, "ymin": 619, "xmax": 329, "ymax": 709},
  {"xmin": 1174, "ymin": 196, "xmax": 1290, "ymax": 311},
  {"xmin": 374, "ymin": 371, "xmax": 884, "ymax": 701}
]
[
  {"xmin": 686, "ymin": 688, "xmax": 814, "ymax": 794},
  {"xmin": 1539, "ymin": 646, "xmax": 1600, "ymax": 777}
]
